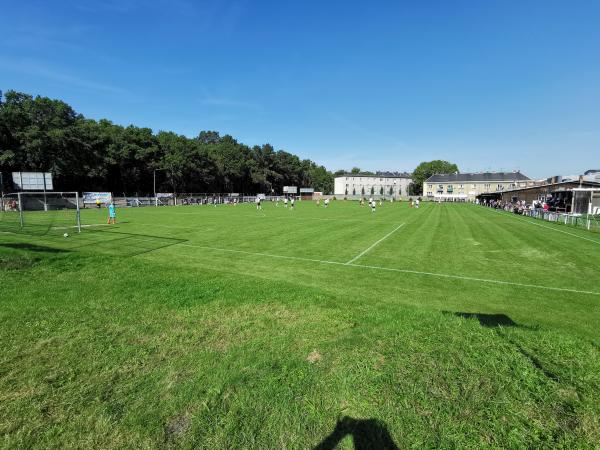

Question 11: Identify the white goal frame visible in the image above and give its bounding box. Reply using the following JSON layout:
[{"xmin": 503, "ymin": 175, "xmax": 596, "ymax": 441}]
[{"xmin": 2, "ymin": 191, "xmax": 82, "ymax": 233}]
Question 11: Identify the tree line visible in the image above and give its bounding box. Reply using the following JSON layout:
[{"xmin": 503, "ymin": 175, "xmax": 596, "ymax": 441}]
[
  {"xmin": 0, "ymin": 89, "xmax": 458, "ymax": 196},
  {"xmin": 0, "ymin": 90, "xmax": 334, "ymax": 195}
]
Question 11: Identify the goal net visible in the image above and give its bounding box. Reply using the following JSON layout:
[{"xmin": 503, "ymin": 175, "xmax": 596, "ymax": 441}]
[
  {"xmin": 0, "ymin": 192, "xmax": 81, "ymax": 235},
  {"xmin": 572, "ymin": 189, "xmax": 600, "ymax": 216}
]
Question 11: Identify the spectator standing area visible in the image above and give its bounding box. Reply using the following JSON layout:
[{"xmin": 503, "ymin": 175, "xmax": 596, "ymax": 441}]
[{"xmin": 0, "ymin": 201, "xmax": 599, "ymax": 448}]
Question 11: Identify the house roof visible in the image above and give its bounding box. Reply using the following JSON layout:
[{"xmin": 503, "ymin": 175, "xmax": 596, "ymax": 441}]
[
  {"xmin": 426, "ymin": 172, "xmax": 531, "ymax": 183},
  {"xmin": 336, "ymin": 172, "xmax": 412, "ymax": 179},
  {"xmin": 499, "ymin": 180, "xmax": 600, "ymax": 193}
]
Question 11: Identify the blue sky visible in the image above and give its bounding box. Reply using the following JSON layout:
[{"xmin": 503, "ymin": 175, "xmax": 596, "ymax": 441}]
[{"xmin": 1, "ymin": 0, "xmax": 599, "ymax": 178}]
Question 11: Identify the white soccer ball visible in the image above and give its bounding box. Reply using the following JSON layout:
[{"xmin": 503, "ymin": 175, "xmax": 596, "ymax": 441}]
[{"xmin": 63, "ymin": 233, "xmax": 69, "ymax": 238}]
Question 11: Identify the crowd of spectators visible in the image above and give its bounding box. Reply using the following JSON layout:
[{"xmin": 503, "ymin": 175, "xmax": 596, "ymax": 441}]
[{"xmin": 477, "ymin": 198, "xmax": 552, "ymax": 215}]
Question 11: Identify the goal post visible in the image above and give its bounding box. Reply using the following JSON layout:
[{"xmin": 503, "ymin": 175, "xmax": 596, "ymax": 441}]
[
  {"xmin": 571, "ymin": 188, "xmax": 600, "ymax": 231},
  {"xmin": 1, "ymin": 191, "xmax": 81, "ymax": 235}
]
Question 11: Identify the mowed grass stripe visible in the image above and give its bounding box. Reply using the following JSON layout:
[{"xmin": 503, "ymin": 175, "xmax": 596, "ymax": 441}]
[
  {"xmin": 481, "ymin": 204, "xmax": 600, "ymax": 245},
  {"xmin": 166, "ymin": 242, "xmax": 600, "ymax": 296},
  {"xmin": 466, "ymin": 204, "xmax": 600, "ymax": 277},
  {"xmin": 396, "ymin": 204, "xmax": 600, "ymax": 285},
  {"xmin": 2, "ymin": 201, "xmax": 600, "ymax": 448},
  {"xmin": 345, "ymin": 223, "xmax": 406, "ymax": 264}
]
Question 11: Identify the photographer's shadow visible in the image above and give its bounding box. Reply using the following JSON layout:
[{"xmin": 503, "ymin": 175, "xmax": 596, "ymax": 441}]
[{"xmin": 314, "ymin": 416, "xmax": 398, "ymax": 450}]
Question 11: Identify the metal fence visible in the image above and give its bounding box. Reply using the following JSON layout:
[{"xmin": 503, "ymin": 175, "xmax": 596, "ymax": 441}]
[
  {"xmin": 522, "ymin": 209, "xmax": 600, "ymax": 232},
  {"xmin": 109, "ymin": 193, "xmax": 306, "ymax": 207},
  {"xmin": 487, "ymin": 205, "xmax": 600, "ymax": 233}
]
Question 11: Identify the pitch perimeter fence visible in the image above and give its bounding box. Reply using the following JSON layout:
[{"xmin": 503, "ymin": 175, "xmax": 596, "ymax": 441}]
[
  {"xmin": 111, "ymin": 194, "xmax": 304, "ymax": 206},
  {"xmin": 486, "ymin": 206, "xmax": 600, "ymax": 233},
  {"xmin": 523, "ymin": 209, "xmax": 600, "ymax": 232}
]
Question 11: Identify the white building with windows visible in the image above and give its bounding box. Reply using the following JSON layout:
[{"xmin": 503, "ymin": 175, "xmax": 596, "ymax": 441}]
[
  {"xmin": 334, "ymin": 173, "xmax": 412, "ymax": 199},
  {"xmin": 423, "ymin": 171, "xmax": 532, "ymax": 201}
]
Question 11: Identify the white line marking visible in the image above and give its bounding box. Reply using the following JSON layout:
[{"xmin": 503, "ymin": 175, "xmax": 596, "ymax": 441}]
[
  {"xmin": 345, "ymin": 223, "xmax": 405, "ymax": 264},
  {"xmin": 485, "ymin": 208, "xmax": 600, "ymax": 246},
  {"xmin": 51, "ymin": 223, "xmax": 111, "ymax": 230},
  {"xmin": 167, "ymin": 210, "xmax": 390, "ymax": 224},
  {"xmin": 174, "ymin": 243, "xmax": 600, "ymax": 296}
]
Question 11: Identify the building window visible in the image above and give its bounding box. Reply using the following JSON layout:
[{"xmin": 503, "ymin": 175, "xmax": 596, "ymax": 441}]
[{"xmin": 447, "ymin": 185, "xmax": 453, "ymax": 193}]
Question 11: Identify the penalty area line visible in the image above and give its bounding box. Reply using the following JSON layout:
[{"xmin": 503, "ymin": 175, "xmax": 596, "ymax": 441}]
[
  {"xmin": 176, "ymin": 243, "xmax": 600, "ymax": 296},
  {"xmin": 345, "ymin": 223, "xmax": 405, "ymax": 265}
]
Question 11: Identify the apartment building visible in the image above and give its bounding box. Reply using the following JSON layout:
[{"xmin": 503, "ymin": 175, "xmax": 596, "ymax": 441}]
[{"xmin": 424, "ymin": 172, "xmax": 531, "ymax": 201}]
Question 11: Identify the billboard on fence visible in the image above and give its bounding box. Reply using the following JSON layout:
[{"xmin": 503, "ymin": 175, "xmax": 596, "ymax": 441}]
[
  {"xmin": 156, "ymin": 193, "xmax": 173, "ymax": 198},
  {"xmin": 283, "ymin": 186, "xmax": 297, "ymax": 194},
  {"xmin": 12, "ymin": 172, "xmax": 53, "ymax": 190},
  {"xmin": 299, "ymin": 188, "xmax": 314, "ymax": 193},
  {"xmin": 83, "ymin": 192, "xmax": 112, "ymax": 204}
]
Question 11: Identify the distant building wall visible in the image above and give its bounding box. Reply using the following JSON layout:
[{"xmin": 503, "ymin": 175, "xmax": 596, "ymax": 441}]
[
  {"xmin": 334, "ymin": 175, "xmax": 412, "ymax": 198},
  {"xmin": 423, "ymin": 172, "xmax": 532, "ymax": 202}
]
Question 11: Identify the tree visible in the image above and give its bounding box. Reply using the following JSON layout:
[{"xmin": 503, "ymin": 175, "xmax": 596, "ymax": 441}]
[
  {"xmin": 411, "ymin": 160, "xmax": 459, "ymax": 195},
  {"xmin": 308, "ymin": 163, "xmax": 334, "ymax": 193},
  {"xmin": 197, "ymin": 130, "xmax": 220, "ymax": 144},
  {"xmin": 351, "ymin": 167, "xmax": 361, "ymax": 174},
  {"xmin": 0, "ymin": 90, "xmax": 336, "ymax": 196}
]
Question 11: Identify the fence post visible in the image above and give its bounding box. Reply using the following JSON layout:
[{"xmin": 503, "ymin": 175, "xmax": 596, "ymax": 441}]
[
  {"xmin": 17, "ymin": 192, "xmax": 24, "ymax": 229},
  {"xmin": 76, "ymin": 192, "xmax": 82, "ymax": 233}
]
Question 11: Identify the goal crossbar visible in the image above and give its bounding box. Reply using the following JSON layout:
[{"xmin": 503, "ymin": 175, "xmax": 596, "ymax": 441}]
[{"xmin": 1, "ymin": 191, "xmax": 82, "ymax": 233}]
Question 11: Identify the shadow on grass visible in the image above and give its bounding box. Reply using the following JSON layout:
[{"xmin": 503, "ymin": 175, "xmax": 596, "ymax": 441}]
[
  {"xmin": 449, "ymin": 311, "xmax": 518, "ymax": 328},
  {"xmin": 446, "ymin": 311, "xmax": 560, "ymax": 382},
  {"xmin": 314, "ymin": 416, "xmax": 399, "ymax": 450},
  {"xmin": 0, "ymin": 243, "xmax": 71, "ymax": 253},
  {"xmin": 70, "ymin": 229, "xmax": 188, "ymax": 257}
]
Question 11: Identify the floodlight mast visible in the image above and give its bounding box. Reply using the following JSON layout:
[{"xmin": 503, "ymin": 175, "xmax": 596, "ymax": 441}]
[{"xmin": 17, "ymin": 192, "xmax": 24, "ymax": 229}]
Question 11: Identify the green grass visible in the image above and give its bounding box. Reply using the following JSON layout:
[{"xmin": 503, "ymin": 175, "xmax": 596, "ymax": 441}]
[{"xmin": 1, "ymin": 201, "xmax": 599, "ymax": 448}]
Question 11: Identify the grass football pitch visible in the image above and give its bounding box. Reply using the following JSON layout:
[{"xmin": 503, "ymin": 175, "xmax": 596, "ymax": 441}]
[{"xmin": 1, "ymin": 201, "xmax": 599, "ymax": 448}]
